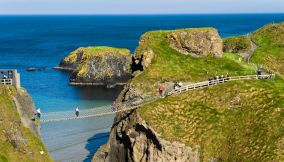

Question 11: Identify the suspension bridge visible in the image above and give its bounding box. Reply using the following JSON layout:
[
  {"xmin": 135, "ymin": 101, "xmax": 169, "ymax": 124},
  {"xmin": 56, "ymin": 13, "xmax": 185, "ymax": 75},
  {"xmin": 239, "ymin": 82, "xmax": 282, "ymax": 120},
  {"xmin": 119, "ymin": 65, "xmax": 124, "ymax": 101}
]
[{"xmin": 40, "ymin": 74, "xmax": 274, "ymax": 123}]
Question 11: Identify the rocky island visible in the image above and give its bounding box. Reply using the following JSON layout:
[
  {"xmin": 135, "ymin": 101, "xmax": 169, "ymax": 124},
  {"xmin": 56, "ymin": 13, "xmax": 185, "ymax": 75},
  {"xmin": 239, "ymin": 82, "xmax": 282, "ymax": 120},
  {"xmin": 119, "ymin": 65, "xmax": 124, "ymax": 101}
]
[
  {"xmin": 92, "ymin": 23, "xmax": 284, "ymax": 162},
  {"xmin": 57, "ymin": 46, "xmax": 132, "ymax": 88}
]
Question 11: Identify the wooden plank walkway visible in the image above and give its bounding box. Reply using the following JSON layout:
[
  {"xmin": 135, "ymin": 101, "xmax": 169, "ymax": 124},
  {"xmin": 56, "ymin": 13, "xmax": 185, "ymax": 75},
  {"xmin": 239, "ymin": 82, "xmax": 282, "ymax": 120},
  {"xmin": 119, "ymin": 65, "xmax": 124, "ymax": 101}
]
[{"xmin": 40, "ymin": 74, "xmax": 274, "ymax": 123}]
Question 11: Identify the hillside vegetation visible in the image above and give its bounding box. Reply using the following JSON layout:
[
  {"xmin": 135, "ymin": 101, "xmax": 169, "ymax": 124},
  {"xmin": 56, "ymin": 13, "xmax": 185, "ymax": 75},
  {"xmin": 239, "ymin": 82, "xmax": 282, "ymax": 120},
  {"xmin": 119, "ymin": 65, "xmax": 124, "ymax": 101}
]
[
  {"xmin": 251, "ymin": 22, "xmax": 284, "ymax": 77},
  {"xmin": 140, "ymin": 78, "xmax": 284, "ymax": 161},
  {"xmin": 131, "ymin": 28, "xmax": 256, "ymax": 97},
  {"xmin": 134, "ymin": 23, "xmax": 284, "ymax": 161},
  {"xmin": 63, "ymin": 46, "xmax": 130, "ymax": 64},
  {"xmin": 223, "ymin": 35, "xmax": 252, "ymax": 53},
  {"xmin": 0, "ymin": 85, "xmax": 52, "ymax": 162}
]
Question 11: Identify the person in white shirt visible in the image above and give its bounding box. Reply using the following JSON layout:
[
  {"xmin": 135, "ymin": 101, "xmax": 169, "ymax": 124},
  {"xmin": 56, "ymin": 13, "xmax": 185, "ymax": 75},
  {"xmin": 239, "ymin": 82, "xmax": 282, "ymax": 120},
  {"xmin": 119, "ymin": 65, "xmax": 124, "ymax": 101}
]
[
  {"xmin": 75, "ymin": 107, "xmax": 80, "ymax": 117},
  {"xmin": 36, "ymin": 108, "xmax": 41, "ymax": 119}
]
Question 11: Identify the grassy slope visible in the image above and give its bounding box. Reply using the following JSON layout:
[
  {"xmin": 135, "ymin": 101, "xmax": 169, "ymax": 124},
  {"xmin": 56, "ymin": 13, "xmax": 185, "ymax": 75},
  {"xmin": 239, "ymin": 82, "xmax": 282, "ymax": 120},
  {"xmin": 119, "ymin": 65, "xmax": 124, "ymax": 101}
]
[
  {"xmin": 223, "ymin": 35, "xmax": 252, "ymax": 53},
  {"xmin": 0, "ymin": 86, "xmax": 52, "ymax": 162},
  {"xmin": 132, "ymin": 28, "xmax": 256, "ymax": 96},
  {"xmin": 251, "ymin": 22, "xmax": 284, "ymax": 77},
  {"xmin": 140, "ymin": 79, "xmax": 284, "ymax": 161},
  {"xmin": 134, "ymin": 26, "xmax": 284, "ymax": 161},
  {"xmin": 63, "ymin": 46, "xmax": 130, "ymax": 63}
]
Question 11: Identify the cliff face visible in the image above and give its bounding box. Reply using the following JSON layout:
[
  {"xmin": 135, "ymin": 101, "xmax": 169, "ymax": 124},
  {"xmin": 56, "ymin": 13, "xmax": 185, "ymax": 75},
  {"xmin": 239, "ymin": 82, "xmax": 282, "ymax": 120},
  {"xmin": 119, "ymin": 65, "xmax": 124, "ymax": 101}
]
[
  {"xmin": 93, "ymin": 110, "xmax": 199, "ymax": 162},
  {"xmin": 59, "ymin": 46, "xmax": 132, "ymax": 87},
  {"xmin": 0, "ymin": 86, "xmax": 52, "ymax": 162},
  {"xmin": 167, "ymin": 28, "xmax": 223, "ymax": 57},
  {"xmin": 94, "ymin": 24, "xmax": 284, "ymax": 162},
  {"xmin": 13, "ymin": 88, "xmax": 40, "ymax": 136},
  {"xmin": 93, "ymin": 28, "xmax": 227, "ymax": 162}
]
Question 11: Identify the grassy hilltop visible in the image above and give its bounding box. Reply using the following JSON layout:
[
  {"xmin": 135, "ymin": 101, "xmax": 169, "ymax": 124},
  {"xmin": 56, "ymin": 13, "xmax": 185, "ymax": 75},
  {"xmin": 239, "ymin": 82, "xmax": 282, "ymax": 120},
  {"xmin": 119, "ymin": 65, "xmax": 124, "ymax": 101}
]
[
  {"xmin": 131, "ymin": 28, "xmax": 256, "ymax": 97},
  {"xmin": 0, "ymin": 86, "xmax": 52, "ymax": 162},
  {"xmin": 251, "ymin": 22, "xmax": 284, "ymax": 77},
  {"xmin": 130, "ymin": 23, "xmax": 284, "ymax": 161}
]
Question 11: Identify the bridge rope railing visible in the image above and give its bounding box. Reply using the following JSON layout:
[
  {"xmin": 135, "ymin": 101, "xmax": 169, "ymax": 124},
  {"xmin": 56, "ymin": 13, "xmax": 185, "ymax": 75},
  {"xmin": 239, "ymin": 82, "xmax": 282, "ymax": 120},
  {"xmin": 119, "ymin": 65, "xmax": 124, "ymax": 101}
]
[{"xmin": 40, "ymin": 74, "xmax": 274, "ymax": 123}]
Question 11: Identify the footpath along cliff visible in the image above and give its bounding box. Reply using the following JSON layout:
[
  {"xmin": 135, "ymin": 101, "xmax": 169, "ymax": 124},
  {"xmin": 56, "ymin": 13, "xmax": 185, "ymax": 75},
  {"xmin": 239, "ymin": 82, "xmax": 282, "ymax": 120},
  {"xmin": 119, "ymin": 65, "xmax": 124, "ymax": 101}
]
[{"xmin": 93, "ymin": 23, "xmax": 284, "ymax": 162}]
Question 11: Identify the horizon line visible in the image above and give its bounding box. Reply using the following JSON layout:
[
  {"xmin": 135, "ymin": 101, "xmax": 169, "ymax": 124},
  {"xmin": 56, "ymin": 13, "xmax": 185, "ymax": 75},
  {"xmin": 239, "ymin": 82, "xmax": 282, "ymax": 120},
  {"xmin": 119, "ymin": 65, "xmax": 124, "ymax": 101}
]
[{"xmin": 0, "ymin": 12, "xmax": 284, "ymax": 16}]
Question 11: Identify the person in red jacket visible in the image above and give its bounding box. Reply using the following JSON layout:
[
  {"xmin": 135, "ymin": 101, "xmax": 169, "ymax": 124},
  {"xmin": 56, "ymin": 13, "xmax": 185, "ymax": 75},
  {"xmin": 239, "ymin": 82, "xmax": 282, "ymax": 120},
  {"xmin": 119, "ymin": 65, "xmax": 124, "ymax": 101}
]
[{"xmin": 158, "ymin": 85, "xmax": 165, "ymax": 97}]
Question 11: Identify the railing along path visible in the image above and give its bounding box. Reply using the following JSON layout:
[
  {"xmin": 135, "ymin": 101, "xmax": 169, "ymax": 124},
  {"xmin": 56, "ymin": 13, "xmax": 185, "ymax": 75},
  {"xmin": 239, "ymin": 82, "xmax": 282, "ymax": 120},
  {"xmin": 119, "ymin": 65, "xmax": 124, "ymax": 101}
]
[
  {"xmin": 0, "ymin": 79, "xmax": 13, "ymax": 85},
  {"xmin": 40, "ymin": 74, "xmax": 274, "ymax": 123}
]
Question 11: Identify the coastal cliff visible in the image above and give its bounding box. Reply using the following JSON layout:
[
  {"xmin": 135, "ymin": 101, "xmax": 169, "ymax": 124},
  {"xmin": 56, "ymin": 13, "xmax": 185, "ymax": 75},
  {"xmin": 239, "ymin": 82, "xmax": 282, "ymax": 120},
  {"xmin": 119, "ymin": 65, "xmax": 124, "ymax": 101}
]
[
  {"xmin": 94, "ymin": 23, "xmax": 284, "ymax": 162},
  {"xmin": 0, "ymin": 85, "xmax": 52, "ymax": 162},
  {"xmin": 93, "ymin": 110, "xmax": 199, "ymax": 162},
  {"xmin": 58, "ymin": 46, "xmax": 132, "ymax": 87}
]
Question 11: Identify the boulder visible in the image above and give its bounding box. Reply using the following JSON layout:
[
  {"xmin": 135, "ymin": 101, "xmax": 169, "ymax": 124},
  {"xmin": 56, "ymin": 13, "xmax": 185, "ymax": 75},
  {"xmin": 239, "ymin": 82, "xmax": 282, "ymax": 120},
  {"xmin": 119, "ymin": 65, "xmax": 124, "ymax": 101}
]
[{"xmin": 167, "ymin": 28, "xmax": 223, "ymax": 57}]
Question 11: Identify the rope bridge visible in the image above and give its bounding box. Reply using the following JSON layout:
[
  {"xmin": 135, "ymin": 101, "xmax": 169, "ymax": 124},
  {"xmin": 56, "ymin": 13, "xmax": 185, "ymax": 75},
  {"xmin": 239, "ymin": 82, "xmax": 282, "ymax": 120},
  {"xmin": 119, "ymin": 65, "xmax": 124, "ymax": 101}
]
[{"xmin": 40, "ymin": 74, "xmax": 274, "ymax": 123}]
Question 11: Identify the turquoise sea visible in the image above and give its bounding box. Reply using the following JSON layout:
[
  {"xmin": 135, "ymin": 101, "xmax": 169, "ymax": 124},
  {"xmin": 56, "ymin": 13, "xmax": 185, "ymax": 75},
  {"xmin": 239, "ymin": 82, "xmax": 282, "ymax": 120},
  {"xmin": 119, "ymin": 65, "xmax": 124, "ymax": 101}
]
[{"xmin": 0, "ymin": 14, "xmax": 284, "ymax": 161}]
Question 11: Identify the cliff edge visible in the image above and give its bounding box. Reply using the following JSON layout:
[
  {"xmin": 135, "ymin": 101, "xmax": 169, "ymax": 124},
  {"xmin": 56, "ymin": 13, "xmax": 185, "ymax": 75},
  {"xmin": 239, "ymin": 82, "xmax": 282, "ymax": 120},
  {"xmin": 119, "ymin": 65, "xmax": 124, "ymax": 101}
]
[
  {"xmin": 94, "ymin": 23, "xmax": 284, "ymax": 162},
  {"xmin": 0, "ymin": 85, "xmax": 52, "ymax": 162}
]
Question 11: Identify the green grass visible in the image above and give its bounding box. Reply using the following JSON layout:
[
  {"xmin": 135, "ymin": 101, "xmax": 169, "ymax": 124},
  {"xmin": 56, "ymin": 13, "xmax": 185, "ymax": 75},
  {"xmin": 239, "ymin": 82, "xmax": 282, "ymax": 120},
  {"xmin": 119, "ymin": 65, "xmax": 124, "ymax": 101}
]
[
  {"xmin": 131, "ymin": 26, "xmax": 284, "ymax": 161},
  {"xmin": 131, "ymin": 28, "xmax": 257, "ymax": 96},
  {"xmin": 251, "ymin": 22, "xmax": 284, "ymax": 77},
  {"xmin": 223, "ymin": 35, "xmax": 252, "ymax": 53},
  {"xmin": 63, "ymin": 46, "xmax": 130, "ymax": 64},
  {"xmin": 0, "ymin": 85, "xmax": 52, "ymax": 162},
  {"xmin": 140, "ymin": 78, "xmax": 284, "ymax": 161}
]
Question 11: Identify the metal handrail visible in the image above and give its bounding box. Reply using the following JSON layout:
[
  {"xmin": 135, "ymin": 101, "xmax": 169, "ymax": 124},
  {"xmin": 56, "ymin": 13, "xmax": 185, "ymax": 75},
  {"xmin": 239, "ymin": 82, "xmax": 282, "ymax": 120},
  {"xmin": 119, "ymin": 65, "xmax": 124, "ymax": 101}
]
[{"xmin": 0, "ymin": 79, "xmax": 13, "ymax": 85}]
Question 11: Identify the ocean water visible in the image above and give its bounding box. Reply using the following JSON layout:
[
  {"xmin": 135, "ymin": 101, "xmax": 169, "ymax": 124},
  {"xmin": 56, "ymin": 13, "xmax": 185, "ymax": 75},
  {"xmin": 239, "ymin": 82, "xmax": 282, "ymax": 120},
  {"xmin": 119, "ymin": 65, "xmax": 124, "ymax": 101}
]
[{"xmin": 0, "ymin": 14, "xmax": 284, "ymax": 161}]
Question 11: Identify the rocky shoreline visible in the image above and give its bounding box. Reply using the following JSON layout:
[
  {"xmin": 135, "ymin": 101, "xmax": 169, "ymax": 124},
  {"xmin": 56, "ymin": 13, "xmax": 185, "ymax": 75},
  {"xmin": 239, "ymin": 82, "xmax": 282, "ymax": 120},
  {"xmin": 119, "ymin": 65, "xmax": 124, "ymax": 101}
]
[{"xmin": 69, "ymin": 82, "xmax": 127, "ymax": 88}]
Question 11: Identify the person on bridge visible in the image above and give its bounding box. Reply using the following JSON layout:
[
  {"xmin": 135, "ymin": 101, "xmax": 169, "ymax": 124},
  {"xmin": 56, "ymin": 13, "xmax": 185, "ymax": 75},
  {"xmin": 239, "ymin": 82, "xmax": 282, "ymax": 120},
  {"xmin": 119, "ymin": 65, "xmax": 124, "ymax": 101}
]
[
  {"xmin": 112, "ymin": 101, "xmax": 116, "ymax": 111},
  {"xmin": 36, "ymin": 108, "xmax": 41, "ymax": 119},
  {"xmin": 75, "ymin": 107, "xmax": 80, "ymax": 117}
]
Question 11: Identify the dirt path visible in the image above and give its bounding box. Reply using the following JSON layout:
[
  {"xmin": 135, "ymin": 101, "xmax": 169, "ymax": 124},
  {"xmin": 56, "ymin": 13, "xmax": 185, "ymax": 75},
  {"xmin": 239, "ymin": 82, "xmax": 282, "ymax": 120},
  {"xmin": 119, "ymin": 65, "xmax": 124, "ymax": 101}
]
[{"xmin": 239, "ymin": 34, "xmax": 258, "ymax": 63}]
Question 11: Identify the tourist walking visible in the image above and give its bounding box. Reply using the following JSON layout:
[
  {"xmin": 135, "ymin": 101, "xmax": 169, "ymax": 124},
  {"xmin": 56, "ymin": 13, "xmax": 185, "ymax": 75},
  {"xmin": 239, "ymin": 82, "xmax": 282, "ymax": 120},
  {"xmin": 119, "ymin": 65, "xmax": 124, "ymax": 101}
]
[
  {"xmin": 36, "ymin": 108, "xmax": 41, "ymax": 119},
  {"xmin": 158, "ymin": 85, "xmax": 165, "ymax": 97},
  {"xmin": 75, "ymin": 107, "xmax": 80, "ymax": 117},
  {"xmin": 178, "ymin": 82, "xmax": 183, "ymax": 87},
  {"xmin": 257, "ymin": 68, "xmax": 263, "ymax": 79}
]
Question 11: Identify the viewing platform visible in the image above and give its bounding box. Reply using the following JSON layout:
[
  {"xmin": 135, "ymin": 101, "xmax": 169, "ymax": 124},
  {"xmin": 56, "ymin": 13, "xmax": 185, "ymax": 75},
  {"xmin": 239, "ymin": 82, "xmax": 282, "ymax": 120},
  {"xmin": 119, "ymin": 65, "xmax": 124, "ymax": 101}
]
[{"xmin": 0, "ymin": 69, "xmax": 21, "ymax": 88}]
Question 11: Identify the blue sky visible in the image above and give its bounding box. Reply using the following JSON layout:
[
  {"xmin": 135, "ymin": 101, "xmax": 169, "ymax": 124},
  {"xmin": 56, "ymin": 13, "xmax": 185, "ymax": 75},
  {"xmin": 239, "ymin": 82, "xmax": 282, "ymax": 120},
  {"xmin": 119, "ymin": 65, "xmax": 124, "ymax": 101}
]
[{"xmin": 0, "ymin": 0, "xmax": 284, "ymax": 15}]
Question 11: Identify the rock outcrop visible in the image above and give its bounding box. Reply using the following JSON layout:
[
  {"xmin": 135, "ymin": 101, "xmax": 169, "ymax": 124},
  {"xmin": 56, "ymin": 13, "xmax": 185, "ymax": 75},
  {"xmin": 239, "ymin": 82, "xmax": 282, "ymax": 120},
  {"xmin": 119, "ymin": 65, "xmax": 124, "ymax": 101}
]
[
  {"xmin": 167, "ymin": 28, "xmax": 223, "ymax": 57},
  {"xmin": 13, "ymin": 88, "xmax": 40, "ymax": 136},
  {"xmin": 93, "ymin": 110, "xmax": 199, "ymax": 162},
  {"xmin": 59, "ymin": 46, "xmax": 132, "ymax": 87},
  {"xmin": 223, "ymin": 35, "xmax": 254, "ymax": 53},
  {"xmin": 133, "ymin": 34, "xmax": 155, "ymax": 70},
  {"xmin": 0, "ymin": 86, "xmax": 52, "ymax": 162}
]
